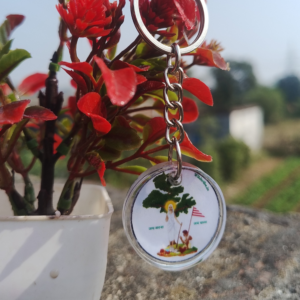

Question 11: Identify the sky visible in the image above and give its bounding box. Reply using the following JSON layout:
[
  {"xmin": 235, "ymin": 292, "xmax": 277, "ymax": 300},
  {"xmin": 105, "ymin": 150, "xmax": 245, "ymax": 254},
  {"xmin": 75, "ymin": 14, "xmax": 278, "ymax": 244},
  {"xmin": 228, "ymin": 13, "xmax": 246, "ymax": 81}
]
[{"xmin": 1, "ymin": 0, "xmax": 300, "ymax": 90}]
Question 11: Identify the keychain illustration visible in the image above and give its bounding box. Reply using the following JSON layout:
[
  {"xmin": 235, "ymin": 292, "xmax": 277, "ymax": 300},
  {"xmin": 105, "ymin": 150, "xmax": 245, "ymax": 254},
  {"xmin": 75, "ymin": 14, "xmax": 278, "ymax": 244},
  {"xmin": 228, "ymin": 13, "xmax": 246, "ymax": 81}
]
[{"xmin": 123, "ymin": 0, "xmax": 226, "ymax": 271}]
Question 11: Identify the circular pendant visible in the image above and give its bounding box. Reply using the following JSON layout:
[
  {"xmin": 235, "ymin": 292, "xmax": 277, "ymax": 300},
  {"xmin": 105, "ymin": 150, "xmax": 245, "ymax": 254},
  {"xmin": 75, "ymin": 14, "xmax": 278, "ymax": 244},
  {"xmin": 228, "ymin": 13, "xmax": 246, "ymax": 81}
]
[{"xmin": 123, "ymin": 161, "xmax": 226, "ymax": 271}]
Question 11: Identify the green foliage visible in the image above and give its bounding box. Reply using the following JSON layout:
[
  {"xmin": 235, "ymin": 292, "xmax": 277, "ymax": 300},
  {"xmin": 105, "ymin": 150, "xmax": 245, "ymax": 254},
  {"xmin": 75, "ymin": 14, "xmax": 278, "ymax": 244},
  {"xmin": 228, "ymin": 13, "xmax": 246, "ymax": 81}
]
[
  {"xmin": 103, "ymin": 116, "xmax": 141, "ymax": 151},
  {"xmin": 142, "ymin": 173, "xmax": 196, "ymax": 216},
  {"xmin": 277, "ymin": 75, "xmax": 300, "ymax": 104},
  {"xmin": 0, "ymin": 39, "xmax": 13, "ymax": 59},
  {"xmin": 266, "ymin": 176, "xmax": 300, "ymax": 213},
  {"xmin": 175, "ymin": 193, "xmax": 196, "ymax": 216},
  {"xmin": 244, "ymin": 86, "xmax": 285, "ymax": 124},
  {"xmin": 0, "ymin": 49, "xmax": 31, "ymax": 82},
  {"xmin": 0, "ymin": 20, "xmax": 9, "ymax": 47},
  {"xmin": 195, "ymin": 144, "xmax": 222, "ymax": 182},
  {"xmin": 277, "ymin": 75, "xmax": 300, "ymax": 117},
  {"xmin": 153, "ymin": 173, "xmax": 184, "ymax": 195},
  {"xmin": 143, "ymin": 190, "xmax": 179, "ymax": 213},
  {"xmin": 211, "ymin": 61, "xmax": 257, "ymax": 111},
  {"xmin": 233, "ymin": 157, "xmax": 300, "ymax": 206},
  {"xmin": 217, "ymin": 136, "xmax": 250, "ymax": 181}
]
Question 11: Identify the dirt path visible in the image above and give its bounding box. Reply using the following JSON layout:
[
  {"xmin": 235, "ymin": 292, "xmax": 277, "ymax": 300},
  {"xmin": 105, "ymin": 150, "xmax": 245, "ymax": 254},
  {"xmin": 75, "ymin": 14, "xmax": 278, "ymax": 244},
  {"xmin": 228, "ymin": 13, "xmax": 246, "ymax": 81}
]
[{"xmin": 223, "ymin": 156, "xmax": 283, "ymax": 203}]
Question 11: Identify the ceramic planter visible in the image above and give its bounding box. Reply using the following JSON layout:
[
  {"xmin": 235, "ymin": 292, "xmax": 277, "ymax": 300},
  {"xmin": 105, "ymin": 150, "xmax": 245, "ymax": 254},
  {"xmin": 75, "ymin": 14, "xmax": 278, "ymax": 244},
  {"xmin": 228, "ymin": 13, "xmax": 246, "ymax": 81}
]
[{"xmin": 0, "ymin": 183, "xmax": 113, "ymax": 300}]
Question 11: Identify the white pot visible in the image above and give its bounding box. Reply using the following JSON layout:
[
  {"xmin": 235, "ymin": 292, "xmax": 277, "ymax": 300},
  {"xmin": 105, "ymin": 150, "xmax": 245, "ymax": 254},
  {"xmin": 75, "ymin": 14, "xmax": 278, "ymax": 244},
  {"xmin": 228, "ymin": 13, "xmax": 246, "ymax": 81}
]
[{"xmin": 0, "ymin": 183, "xmax": 113, "ymax": 300}]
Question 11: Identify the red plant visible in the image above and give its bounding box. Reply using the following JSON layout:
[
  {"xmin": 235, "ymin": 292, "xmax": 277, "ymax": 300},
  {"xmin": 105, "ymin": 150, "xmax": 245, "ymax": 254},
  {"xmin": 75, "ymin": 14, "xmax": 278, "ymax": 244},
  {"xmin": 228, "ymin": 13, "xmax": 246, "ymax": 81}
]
[{"xmin": 0, "ymin": 0, "xmax": 227, "ymax": 216}]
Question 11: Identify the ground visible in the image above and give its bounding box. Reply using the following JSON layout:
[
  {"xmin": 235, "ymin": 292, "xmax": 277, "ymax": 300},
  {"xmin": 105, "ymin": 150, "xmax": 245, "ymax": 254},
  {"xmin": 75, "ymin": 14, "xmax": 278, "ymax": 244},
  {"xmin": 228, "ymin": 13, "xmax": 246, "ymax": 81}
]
[{"xmin": 101, "ymin": 186, "xmax": 300, "ymax": 300}]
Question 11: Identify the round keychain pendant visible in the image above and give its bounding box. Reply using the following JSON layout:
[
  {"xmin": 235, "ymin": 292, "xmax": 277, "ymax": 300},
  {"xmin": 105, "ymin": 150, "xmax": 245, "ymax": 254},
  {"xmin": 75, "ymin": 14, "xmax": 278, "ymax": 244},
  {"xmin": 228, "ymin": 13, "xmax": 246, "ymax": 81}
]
[
  {"xmin": 123, "ymin": 162, "xmax": 226, "ymax": 271},
  {"xmin": 123, "ymin": 0, "xmax": 226, "ymax": 271}
]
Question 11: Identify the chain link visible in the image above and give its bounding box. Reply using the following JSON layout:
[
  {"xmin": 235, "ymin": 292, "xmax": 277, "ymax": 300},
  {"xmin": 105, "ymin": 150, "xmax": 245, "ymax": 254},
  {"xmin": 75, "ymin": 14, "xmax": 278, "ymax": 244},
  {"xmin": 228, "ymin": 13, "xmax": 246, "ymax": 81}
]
[{"xmin": 163, "ymin": 43, "xmax": 184, "ymax": 183}]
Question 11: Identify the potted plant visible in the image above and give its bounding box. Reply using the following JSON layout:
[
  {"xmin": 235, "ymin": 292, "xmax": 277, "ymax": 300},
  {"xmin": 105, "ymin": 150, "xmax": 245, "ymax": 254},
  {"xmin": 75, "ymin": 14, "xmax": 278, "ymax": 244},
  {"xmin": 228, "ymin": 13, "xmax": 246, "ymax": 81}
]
[{"xmin": 0, "ymin": 0, "xmax": 228, "ymax": 299}]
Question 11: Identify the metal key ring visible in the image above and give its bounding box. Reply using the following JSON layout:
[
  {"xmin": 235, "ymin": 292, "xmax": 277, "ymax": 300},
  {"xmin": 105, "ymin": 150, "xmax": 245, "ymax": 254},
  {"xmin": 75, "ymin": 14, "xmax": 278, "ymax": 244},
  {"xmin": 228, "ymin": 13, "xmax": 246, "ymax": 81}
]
[{"xmin": 131, "ymin": 0, "xmax": 209, "ymax": 55}]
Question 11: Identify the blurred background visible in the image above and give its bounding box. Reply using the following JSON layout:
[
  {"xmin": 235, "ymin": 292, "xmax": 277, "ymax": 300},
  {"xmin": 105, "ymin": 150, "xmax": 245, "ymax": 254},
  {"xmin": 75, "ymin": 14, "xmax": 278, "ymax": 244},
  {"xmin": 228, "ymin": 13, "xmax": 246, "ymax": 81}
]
[{"xmin": 2, "ymin": 0, "xmax": 300, "ymax": 214}]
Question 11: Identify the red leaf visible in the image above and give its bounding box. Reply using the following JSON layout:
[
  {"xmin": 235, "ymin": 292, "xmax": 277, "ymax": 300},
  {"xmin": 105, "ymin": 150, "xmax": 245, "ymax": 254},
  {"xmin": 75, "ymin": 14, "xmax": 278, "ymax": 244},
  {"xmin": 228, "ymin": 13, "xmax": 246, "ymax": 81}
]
[
  {"xmin": 97, "ymin": 161, "xmax": 106, "ymax": 186},
  {"xmin": 173, "ymin": 0, "xmax": 196, "ymax": 30},
  {"xmin": 143, "ymin": 117, "xmax": 166, "ymax": 145},
  {"xmin": 62, "ymin": 68, "xmax": 88, "ymax": 94},
  {"xmin": 182, "ymin": 78, "xmax": 213, "ymax": 106},
  {"xmin": 53, "ymin": 134, "xmax": 63, "ymax": 155},
  {"xmin": 18, "ymin": 73, "xmax": 48, "ymax": 95},
  {"xmin": 159, "ymin": 96, "xmax": 199, "ymax": 123},
  {"xmin": 68, "ymin": 96, "xmax": 77, "ymax": 115},
  {"xmin": 175, "ymin": 131, "xmax": 212, "ymax": 162},
  {"xmin": 23, "ymin": 106, "xmax": 57, "ymax": 121},
  {"xmin": 70, "ymin": 79, "xmax": 77, "ymax": 89},
  {"xmin": 85, "ymin": 151, "xmax": 106, "ymax": 186},
  {"xmin": 77, "ymin": 92, "xmax": 111, "ymax": 134},
  {"xmin": 94, "ymin": 56, "xmax": 137, "ymax": 106},
  {"xmin": 136, "ymin": 74, "xmax": 147, "ymax": 84},
  {"xmin": 6, "ymin": 14, "xmax": 25, "ymax": 33},
  {"xmin": 0, "ymin": 100, "xmax": 30, "ymax": 125},
  {"xmin": 59, "ymin": 61, "xmax": 96, "ymax": 86},
  {"xmin": 105, "ymin": 29, "xmax": 121, "ymax": 49},
  {"xmin": 111, "ymin": 60, "xmax": 150, "ymax": 72},
  {"xmin": 153, "ymin": 30, "xmax": 176, "ymax": 38},
  {"xmin": 77, "ymin": 92, "xmax": 101, "ymax": 115},
  {"xmin": 122, "ymin": 81, "xmax": 165, "ymax": 110},
  {"xmin": 59, "ymin": 61, "xmax": 93, "ymax": 77},
  {"xmin": 188, "ymin": 48, "xmax": 228, "ymax": 70},
  {"xmin": 0, "ymin": 83, "xmax": 11, "ymax": 95}
]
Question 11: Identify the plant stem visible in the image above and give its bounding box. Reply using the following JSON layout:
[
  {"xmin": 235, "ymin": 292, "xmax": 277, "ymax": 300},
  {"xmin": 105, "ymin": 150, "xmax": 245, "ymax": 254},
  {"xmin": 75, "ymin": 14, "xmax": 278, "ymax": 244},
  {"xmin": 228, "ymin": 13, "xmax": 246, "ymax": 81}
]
[
  {"xmin": 183, "ymin": 62, "xmax": 194, "ymax": 70},
  {"xmin": 108, "ymin": 35, "xmax": 141, "ymax": 67},
  {"xmin": 122, "ymin": 106, "xmax": 158, "ymax": 114},
  {"xmin": 2, "ymin": 119, "xmax": 29, "ymax": 162},
  {"xmin": 70, "ymin": 36, "xmax": 80, "ymax": 62},
  {"xmin": 37, "ymin": 52, "xmax": 63, "ymax": 215},
  {"xmin": 107, "ymin": 144, "xmax": 169, "ymax": 169}
]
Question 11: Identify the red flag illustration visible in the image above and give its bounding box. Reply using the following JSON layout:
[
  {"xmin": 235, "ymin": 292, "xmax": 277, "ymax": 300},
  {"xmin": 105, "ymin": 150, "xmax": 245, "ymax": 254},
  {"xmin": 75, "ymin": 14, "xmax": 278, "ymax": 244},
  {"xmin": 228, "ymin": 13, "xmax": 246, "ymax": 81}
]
[{"xmin": 192, "ymin": 206, "xmax": 205, "ymax": 217}]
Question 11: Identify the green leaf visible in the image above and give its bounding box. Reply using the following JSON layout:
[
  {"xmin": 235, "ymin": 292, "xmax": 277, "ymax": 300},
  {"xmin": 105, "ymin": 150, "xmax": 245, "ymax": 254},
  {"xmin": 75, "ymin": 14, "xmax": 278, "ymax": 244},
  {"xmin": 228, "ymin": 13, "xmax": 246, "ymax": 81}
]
[
  {"xmin": 145, "ymin": 89, "xmax": 178, "ymax": 103},
  {"xmin": 0, "ymin": 39, "xmax": 13, "ymax": 59},
  {"xmin": 131, "ymin": 58, "xmax": 165, "ymax": 72},
  {"xmin": 7, "ymin": 92, "xmax": 17, "ymax": 102},
  {"xmin": 24, "ymin": 177, "xmax": 36, "ymax": 204},
  {"xmin": 56, "ymin": 142, "xmax": 69, "ymax": 156},
  {"xmin": 0, "ymin": 49, "xmax": 31, "ymax": 82},
  {"xmin": 98, "ymin": 145, "xmax": 121, "ymax": 161},
  {"xmin": 26, "ymin": 138, "xmax": 40, "ymax": 157},
  {"xmin": 117, "ymin": 165, "xmax": 147, "ymax": 175},
  {"xmin": 107, "ymin": 45, "xmax": 117, "ymax": 60},
  {"xmin": 0, "ymin": 20, "xmax": 9, "ymax": 48},
  {"xmin": 149, "ymin": 156, "xmax": 175, "ymax": 166},
  {"xmin": 57, "ymin": 180, "xmax": 75, "ymax": 211},
  {"xmin": 130, "ymin": 114, "xmax": 151, "ymax": 126},
  {"xmin": 103, "ymin": 116, "xmax": 141, "ymax": 151},
  {"xmin": 135, "ymin": 42, "xmax": 152, "ymax": 58}
]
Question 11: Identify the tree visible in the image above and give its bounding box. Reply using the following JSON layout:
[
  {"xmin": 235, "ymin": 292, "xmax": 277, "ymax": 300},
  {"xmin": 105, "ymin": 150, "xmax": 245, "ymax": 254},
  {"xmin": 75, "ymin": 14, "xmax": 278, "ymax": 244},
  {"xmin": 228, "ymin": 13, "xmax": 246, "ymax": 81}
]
[
  {"xmin": 244, "ymin": 86, "xmax": 285, "ymax": 124},
  {"xmin": 277, "ymin": 75, "xmax": 300, "ymax": 116},
  {"xmin": 142, "ymin": 173, "xmax": 196, "ymax": 217},
  {"xmin": 211, "ymin": 61, "xmax": 257, "ymax": 111}
]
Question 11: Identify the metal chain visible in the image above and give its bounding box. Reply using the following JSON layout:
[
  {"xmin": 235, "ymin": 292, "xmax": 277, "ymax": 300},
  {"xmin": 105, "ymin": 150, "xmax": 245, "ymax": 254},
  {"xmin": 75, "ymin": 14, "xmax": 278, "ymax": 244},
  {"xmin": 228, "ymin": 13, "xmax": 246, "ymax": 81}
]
[{"xmin": 163, "ymin": 43, "xmax": 184, "ymax": 183}]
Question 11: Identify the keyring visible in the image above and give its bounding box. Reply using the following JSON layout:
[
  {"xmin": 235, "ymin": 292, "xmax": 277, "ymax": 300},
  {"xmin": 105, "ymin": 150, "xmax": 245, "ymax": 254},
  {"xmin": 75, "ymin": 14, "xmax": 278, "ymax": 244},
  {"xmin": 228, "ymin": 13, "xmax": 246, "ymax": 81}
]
[{"xmin": 130, "ymin": 0, "xmax": 209, "ymax": 55}]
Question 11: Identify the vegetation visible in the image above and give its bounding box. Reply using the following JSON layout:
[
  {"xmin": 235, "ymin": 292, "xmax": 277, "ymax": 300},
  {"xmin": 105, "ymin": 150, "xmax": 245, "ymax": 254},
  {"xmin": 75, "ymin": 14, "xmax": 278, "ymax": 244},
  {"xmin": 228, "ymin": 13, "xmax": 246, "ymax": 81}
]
[
  {"xmin": 0, "ymin": 1, "xmax": 228, "ymax": 216},
  {"xmin": 233, "ymin": 157, "xmax": 300, "ymax": 211}
]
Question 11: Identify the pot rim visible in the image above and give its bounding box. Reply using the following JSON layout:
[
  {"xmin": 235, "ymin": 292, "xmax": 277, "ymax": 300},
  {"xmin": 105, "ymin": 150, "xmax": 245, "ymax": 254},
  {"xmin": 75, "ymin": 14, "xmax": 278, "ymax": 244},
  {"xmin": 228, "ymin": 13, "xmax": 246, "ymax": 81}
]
[{"xmin": 0, "ymin": 184, "xmax": 114, "ymax": 222}]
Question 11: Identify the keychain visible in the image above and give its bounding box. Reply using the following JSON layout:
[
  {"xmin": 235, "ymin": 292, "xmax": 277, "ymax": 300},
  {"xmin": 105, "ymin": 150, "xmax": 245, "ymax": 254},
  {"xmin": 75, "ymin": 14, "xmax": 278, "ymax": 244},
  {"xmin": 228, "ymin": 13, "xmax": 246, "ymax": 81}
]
[{"xmin": 123, "ymin": 0, "xmax": 226, "ymax": 271}]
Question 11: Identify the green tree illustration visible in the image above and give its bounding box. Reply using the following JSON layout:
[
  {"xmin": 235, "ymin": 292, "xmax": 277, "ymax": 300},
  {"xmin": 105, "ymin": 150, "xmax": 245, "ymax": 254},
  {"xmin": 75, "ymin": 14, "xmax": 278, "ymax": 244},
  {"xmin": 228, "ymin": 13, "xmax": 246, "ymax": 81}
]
[{"xmin": 142, "ymin": 173, "xmax": 196, "ymax": 217}]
